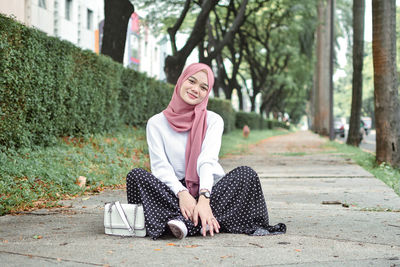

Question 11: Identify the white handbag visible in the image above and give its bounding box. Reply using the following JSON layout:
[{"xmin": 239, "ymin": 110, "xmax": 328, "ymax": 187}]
[{"xmin": 104, "ymin": 201, "xmax": 146, "ymax": 237}]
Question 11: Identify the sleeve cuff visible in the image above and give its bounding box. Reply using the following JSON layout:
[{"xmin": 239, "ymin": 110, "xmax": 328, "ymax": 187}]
[
  {"xmin": 171, "ymin": 181, "xmax": 188, "ymax": 197},
  {"xmin": 199, "ymin": 163, "xmax": 214, "ymax": 194}
]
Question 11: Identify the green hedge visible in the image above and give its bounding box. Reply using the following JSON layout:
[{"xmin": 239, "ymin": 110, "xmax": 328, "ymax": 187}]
[
  {"xmin": 236, "ymin": 111, "xmax": 261, "ymax": 130},
  {"xmin": 1, "ymin": 14, "xmax": 286, "ymax": 151},
  {"xmin": 235, "ymin": 111, "xmax": 290, "ymax": 130},
  {"xmin": 0, "ymin": 14, "xmax": 173, "ymax": 150},
  {"xmin": 119, "ymin": 69, "xmax": 173, "ymax": 127},
  {"xmin": 208, "ymin": 98, "xmax": 236, "ymax": 133}
]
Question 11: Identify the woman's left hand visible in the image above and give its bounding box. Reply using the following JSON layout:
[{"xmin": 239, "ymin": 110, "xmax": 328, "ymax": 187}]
[{"xmin": 193, "ymin": 195, "xmax": 220, "ymax": 237}]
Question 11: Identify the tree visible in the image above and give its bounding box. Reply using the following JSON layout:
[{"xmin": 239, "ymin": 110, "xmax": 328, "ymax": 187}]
[
  {"xmin": 372, "ymin": 0, "xmax": 400, "ymax": 167},
  {"xmin": 240, "ymin": 0, "xmax": 315, "ymax": 121},
  {"xmin": 347, "ymin": 0, "xmax": 365, "ymax": 146},
  {"xmin": 312, "ymin": 0, "xmax": 334, "ymax": 136},
  {"xmin": 240, "ymin": 2, "xmax": 293, "ymax": 113},
  {"xmin": 200, "ymin": 0, "xmax": 251, "ymax": 99},
  {"xmin": 101, "ymin": 0, "xmax": 134, "ymax": 63},
  {"xmin": 164, "ymin": 0, "xmax": 219, "ymax": 84}
]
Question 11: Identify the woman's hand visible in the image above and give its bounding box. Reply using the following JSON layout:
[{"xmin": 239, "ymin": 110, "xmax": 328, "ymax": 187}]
[
  {"xmin": 177, "ymin": 190, "xmax": 197, "ymax": 221},
  {"xmin": 193, "ymin": 194, "xmax": 220, "ymax": 237}
]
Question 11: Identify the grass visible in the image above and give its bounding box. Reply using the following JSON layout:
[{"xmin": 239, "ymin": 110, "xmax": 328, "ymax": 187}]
[
  {"xmin": 0, "ymin": 125, "xmax": 149, "ymax": 215},
  {"xmin": 0, "ymin": 125, "xmax": 288, "ymax": 215},
  {"xmin": 325, "ymin": 141, "xmax": 400, "ymax": 196},
  {"xmin": 219, "ymin": 128, "xmax": 290, "ymax": 157},
  {"xmin": 2, "ymin": 125, "xmax": 398, "ymax": 215}
]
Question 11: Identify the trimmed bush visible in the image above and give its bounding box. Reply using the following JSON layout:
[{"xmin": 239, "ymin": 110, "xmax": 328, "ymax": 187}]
[
  {"xmin": 0, "ymin": 14, "xmax": 173, "ymax": 150},
  {"xmin": 235, "ymin": 111, "xmax": 290, "ymax": 130},
  {"xmin": 268, "ymin": 119, "xmax": 290, "ymax": 130},
  {"xmin": 208, "ymin": 98, "xmax": 235, "ymax": 133},
  {"xmin": 119, "ymin": 69, "xmax": 173, "ymax": 127},
  {"xmin": 0, "ymin": 14, "xmax": 286, "ymax": 151},
  {"xmin": 235, "ymin": 111, "xmax": 262, "ymax": 130}
]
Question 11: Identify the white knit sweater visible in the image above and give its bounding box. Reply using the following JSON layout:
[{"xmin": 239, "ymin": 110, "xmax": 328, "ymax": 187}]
[{"xmin": 146, "ymin": 111, "xmax": 225, "ymax": 196}]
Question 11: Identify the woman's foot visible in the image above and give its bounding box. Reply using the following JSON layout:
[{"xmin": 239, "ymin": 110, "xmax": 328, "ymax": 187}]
[{"xmin": 167, "ymin": 219, "xmax": 188, "ymax": 239}]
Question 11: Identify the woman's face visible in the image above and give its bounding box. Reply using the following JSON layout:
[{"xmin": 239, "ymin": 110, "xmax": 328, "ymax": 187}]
[{"xmin": 179, "ymin": 70, "xmax": 209, "ymax": 105}]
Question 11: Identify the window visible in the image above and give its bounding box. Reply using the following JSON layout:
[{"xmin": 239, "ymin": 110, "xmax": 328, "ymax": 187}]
[
  {"xmin": 87, "ymin": 9, "xmax": 93, "ymax": 30},
  {"xmin": 65, "ymin": 0, "xmax": 72, "ymax": 21},
  {"xmin": 39, "ymin": 0, "xmax": 46, "ymax": 9}
]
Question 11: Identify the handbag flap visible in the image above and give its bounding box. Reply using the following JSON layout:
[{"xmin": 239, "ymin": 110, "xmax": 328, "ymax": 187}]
[{"xmin": 104, "ymin": 203, "xmax": 145, "ymax": 230}]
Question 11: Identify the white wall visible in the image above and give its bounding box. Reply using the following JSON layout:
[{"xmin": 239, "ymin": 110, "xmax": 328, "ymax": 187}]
[
  {"xmin": 55, "ymin": 0, "xmax": 103, "ymax": 51},
  {"xmin": 0, "ymin": 0, "xmax": 26, "ymax": 24},
  {"xmin": 31, "ymin": 0, "xmax": 54, "ymax": 35},
  {"xmin": 77, "ymin": 0, "xmax": 103, "ymax": 50},
  {"xmin": 1, "ymin": 0, "xmax": 168, "ymax": 80},
  {"xmin": 124, "ymin": 14, "xmax": 168, "ymax": 80}
]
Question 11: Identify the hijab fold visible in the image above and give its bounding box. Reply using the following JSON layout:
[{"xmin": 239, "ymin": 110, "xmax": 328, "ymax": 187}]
[{"xmin": 163, "ymin": 63, "xmax": 214, "ymax": 197}]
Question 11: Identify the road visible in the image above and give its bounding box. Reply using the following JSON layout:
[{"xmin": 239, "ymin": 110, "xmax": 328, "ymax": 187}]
[{"xmin": 336, "ymin": 129, "xmax": 376, "ymax": 153}]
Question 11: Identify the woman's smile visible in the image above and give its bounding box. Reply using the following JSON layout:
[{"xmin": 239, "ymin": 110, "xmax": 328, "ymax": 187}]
[
  {"xmin": 187, "ymin": 91, "xmax": 198, "ymax": 99},
  {"xmin": 180, "ymin": 70, "xmax": 209, "ymax": 105}
]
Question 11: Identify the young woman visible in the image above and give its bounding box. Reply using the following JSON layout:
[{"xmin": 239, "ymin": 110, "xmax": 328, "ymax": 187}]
[{"xmin": 126, "ymin": 63, "xmax": 286, "ymax": 239}]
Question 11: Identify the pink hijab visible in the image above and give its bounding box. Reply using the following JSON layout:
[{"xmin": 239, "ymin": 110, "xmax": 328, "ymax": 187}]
[{"xmin": 163, "ymin": 63, "xmax": 214, "ymax": 197}]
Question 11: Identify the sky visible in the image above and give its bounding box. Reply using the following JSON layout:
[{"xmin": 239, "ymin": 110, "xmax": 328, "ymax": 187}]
[
  {"xmin": 336, "ymin": 0, "xmax": 398, "ymax": 78},
  {"xmin": 364, "ymin": 0, "xmax": 372, "ymax": 42}
]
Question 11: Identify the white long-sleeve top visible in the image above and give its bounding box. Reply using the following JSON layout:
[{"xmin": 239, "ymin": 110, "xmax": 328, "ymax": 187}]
[{"xmin": 146, "ymin": 111, "xmax": 226, "ymax": 196}]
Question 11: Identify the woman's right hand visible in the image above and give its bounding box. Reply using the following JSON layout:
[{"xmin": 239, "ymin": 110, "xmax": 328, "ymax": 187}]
[{"xmin": 177, "ymin": 190, "xmax": 197, "ymax": 222}]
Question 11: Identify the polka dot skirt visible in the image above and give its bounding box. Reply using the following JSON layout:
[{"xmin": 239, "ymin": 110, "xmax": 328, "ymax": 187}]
[{"xmin": 126, "ymin": 166, "xmax": 286, "ymax": 239}]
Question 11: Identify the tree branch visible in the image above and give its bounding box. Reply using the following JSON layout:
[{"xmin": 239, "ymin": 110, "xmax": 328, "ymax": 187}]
[
  {"xmin": 167, "ymin": 0, "xmax": 191, "ymax": 55},
  {"xmin": 208, "ymin": 0, "xmax": 248, "ymax": 59}
]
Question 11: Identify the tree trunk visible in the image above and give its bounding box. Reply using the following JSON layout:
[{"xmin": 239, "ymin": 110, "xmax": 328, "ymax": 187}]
[
  {"xmin": 372, "ymin": 0, "xmax": 400, "ymax": 167},
  {"xmin": 237, "ymin": 86, "xmax": 244, "ymax": 110},
  {"xmin": 101, "ymin": 0, "xmax": 134, "ymax": 63},
  {"xmin": 313, "ymin": 0, "xmax": 332, "ymax": 136},
  {"xmin": 164, "ymin": 0, "xmax": 218, "ymax": 84},
  {"xmin": 164, "ymin": 53, "xmax": 189, "ymax": 85},
  {"xmin": 250, "ymin": 95, "xmax": 256, "ymax": 112},
  {"xmin": 347, "ymin": 0, "xmax": 365, "ymax": 146}
]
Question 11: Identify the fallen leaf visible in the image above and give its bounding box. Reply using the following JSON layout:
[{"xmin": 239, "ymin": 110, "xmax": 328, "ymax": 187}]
[
  {"xmin": 167, "ymin": 243, "xmax": 177, "ymax": 246},
  {"xmin": 57, "ymin": 258, "xmax": 62, "ymax": 262},
  {"xmin": 154, "ymin": 249, "xmax": 162, "ymax": 251},
  {"xmin": 33, "ymin": 235, "xmax": 43, "ymax": 239},
  {"xmin": 82, "ymin": 197, "xmax": 90, "ymax": 201},
  {"xmin": 107, "ymin": 250, "xmax": 113, "ymax": 254},
  {"xmin": 221, "ymin": 255, "xmax": 232, "ymax": 259},
  {"xmin": 295, "ymin": 249, "xmax": 301, "ymax": 252}
]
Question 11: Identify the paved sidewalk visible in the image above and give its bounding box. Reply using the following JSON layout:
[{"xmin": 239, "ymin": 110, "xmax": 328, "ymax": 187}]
[{"xmin": 1, "ymin": 131, "xmax": 399, "ymax": 266}]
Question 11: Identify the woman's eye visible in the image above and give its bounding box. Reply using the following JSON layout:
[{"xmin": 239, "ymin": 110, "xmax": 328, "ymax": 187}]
[
  {"xmin": 188, "ymin": 79, "xmax": 195, "ymax": 84},
  {"xmin": 201, "ymin": 87, "xmax": 208, "ymax": 91}
]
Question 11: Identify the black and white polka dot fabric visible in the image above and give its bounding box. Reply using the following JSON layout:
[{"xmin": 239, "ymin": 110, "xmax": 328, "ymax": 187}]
[{"xmin": 126, "ymin": 166, "xmax": 286, "ymax": 239}]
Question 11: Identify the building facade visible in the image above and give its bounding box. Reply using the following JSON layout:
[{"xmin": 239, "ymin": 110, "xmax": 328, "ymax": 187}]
[
  {"xmin": 123, "ymin": 12, "xmax": 168, "ymax": 81},
  {"xmin": 0, "ymin": 0, "xmax": 103, "ymax": 52},
  {"xmin": 0, "ymin": 0, "xmax": 167, "ymax": 80}
]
